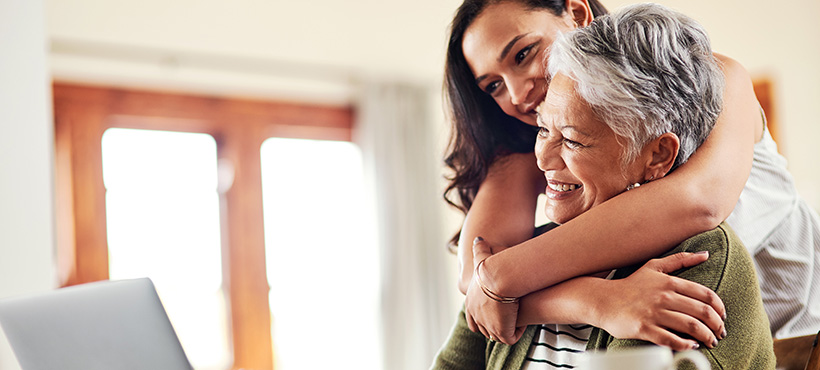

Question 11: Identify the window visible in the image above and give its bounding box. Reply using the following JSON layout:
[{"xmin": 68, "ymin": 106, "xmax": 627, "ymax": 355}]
[
  {"xmin": 53, "ymin": 83, "xmax": 356, "ymax": 370},
  {"xmin": 260, "ymin": 138, "xmax": 380, "ymax": 370},
  {"xmin": 102, "ymin": 128, "xmax": 229, "ymax": 369}
]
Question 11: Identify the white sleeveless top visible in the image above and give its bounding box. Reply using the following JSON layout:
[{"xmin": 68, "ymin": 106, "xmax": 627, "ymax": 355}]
[{"xmin": 725, "ymin": 124, "xmax": 820, "ymax": 338}]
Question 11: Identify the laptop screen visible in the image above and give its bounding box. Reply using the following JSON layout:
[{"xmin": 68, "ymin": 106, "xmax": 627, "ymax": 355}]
[{"xmin": 0, "ymin": 278, "xmax": 193, "ymax": 370}]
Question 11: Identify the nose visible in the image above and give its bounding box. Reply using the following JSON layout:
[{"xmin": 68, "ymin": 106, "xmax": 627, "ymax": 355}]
[
  {"xmin": 535, "ymin": 137, "xmax": 564, "ymax": 172},
  {"xmin": 507, "ymin": 76, "xmax": 533, "ymax": 108}
]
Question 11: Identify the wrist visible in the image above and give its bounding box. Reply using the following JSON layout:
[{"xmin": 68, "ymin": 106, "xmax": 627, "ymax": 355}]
[
  {"xmin": 585, "ymin": 279, "xmax": 612, "ymax": 329},
  {"xmin": 482, "ymin": 254, "xmax": 514, "ymax": 297},
  {"xmin": 476, "ymin": 257, "xmax": 519, "ymax": 304}
]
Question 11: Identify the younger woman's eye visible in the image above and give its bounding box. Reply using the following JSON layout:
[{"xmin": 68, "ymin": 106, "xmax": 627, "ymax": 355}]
[
  {"xmin": 515, "ymin": 45, "xmax": 535, "ymax": 64},
  {"xmin": 484, "ymin": 81, "xmax": 502, "ymax": 95},
  {"xmin": 537, "ymin": 127, "xmax": 549, "ymax": 138}
]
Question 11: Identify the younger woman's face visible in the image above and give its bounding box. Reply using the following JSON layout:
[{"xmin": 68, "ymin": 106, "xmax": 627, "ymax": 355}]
[{"xmin": 462, "ymin": 1, "xmax": 576, "ymax": 126}]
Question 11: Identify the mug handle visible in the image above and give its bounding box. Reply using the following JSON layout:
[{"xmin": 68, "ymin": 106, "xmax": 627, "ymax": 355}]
[{"xmin": 672, "ymin": 350, "xmax": 711, "ymax": 370}]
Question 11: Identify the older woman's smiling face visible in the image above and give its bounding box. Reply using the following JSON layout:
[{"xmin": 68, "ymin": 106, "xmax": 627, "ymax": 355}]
[{"xmin": 535, "ymin": 73, "xmax": 645, "ymax": 224}]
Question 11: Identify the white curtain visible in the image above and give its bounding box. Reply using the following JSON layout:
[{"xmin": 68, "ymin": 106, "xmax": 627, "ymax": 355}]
[{"xmin": 355, "ymin": 81, "xmax": 455, "ymax": 370}]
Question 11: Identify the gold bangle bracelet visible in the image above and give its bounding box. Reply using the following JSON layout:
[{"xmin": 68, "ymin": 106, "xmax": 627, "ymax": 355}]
[{"xmin": 475, "ymin": 258, "xmax": 519, "ymax": 304}]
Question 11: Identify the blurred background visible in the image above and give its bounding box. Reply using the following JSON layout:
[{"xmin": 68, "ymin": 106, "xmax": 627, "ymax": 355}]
[{"xmin": 1, "ymin": 0, "xmax": 819, "ymax": 369}]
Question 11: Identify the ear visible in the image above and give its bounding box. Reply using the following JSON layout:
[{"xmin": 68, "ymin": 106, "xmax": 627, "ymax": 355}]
[
  {"xmin": 565, "ymin": 0, "xmax": 594, "ymax": 28},
  {"xmin": 641, "ymin": 133, "xmax": 680, "ymax": 181}
]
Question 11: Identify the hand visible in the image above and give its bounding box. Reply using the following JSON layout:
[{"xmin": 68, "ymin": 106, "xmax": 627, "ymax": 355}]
[
  {"xmin": 464, "ymin": 237, "xmax": 526, "ymax": 345},
  {"xmin": 593, "ymin": 252, "xmax": 727, "ymax": 351}
]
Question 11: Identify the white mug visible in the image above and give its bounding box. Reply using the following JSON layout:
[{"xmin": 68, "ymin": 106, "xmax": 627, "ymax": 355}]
[{"xmin": 577, "ymin": 346, "xmax": 711, "ymax": 370}]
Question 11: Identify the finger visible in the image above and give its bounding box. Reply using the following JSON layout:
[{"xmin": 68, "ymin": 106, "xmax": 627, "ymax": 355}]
[
  {"xmin": 495, "ymin": 329, "xmax": 514, "ymax": 345},
  {"xmin": 469, "ymin": 314, "xmax": 489, "ymax": 339},
  {"xmin": 472, "ymin": 236, "xmax": 493, "ymax": 264},
  {"xmin": 657, "ymin": 310, "xmax": 718, "ymax": 349},
  {"xmin": 642, "ymin": 325, "xmax": 701, "ymax": 352},
  {"xmin": 490, "ymin": 321, "xmax": 510, "ymax": 344},
  {"xmin": 668, "ymin": 276, "xmax": 727, "ymax": 330},
  {"xmin": 648, "ymin": 252, "xmax": 709, "ymax": 273},
  {"xmin": 478, "ymin": 324, "xmax": 491, "ymax": 341},
  {"xmin": 483, "ymin": 320, "xmax": 506, "ymax": 344},
  {"xmin": 494, "ymin": 320, "xmax": 525, "ymax": 345},
  {"xmin": 465, "ymin": 310, "xmax": 479, "ymax": 333},
  {"xmin": 512, "ymin": 326, "xmax": 526, "ymax": 343}
]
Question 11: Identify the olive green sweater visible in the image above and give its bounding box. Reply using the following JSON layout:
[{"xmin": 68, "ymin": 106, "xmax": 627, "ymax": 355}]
[{"xmin": 430, "ymin": 223, "xmax": 775, "ymax": 370}]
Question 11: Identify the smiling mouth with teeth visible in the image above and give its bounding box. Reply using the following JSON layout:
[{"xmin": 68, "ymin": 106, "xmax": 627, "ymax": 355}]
[{"xmin": 548, "ymin": 182, "xmax": 581, "ymax": 192}]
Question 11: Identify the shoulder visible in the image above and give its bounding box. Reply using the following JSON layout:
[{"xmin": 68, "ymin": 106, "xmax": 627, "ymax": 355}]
[
  {"xmin": 713, "ymin": 53, "xmax": 752, "ymax": 85},
  {"xmin": 713, "ymin": 53, "xmax": 764, "ymax": 141},
  {"xmin": 485, "ymin": 152, "xmax": 542, "ymax": 183},
  {"xmin": 594, "ymin": 223, "xmax": 774, "ymax": 368},
  {"xmin": 665, "ymin": 223, "xmax": 734, "ymax": 261},
  {"xmin": 480, "ymin": 152, "xmax": 545, "ymax": 197},
  {"xmin": 664, "ymin": 222, "xmax": 748, "ymax": 292},
  {"xmin": 673, "ymin": 222, "xmax": 738, "ymax": 254}
]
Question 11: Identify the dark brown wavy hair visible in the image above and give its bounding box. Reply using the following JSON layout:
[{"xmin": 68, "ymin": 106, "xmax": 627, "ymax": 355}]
[{"xmin": 443, "ymin": 0, "xmax": 609, "ymax": 249}]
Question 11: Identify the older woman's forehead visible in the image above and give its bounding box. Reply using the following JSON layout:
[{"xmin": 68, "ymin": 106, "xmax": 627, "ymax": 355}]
[
  {"xmin": 541, "ymin": 82, "xmax": 613, "ymax": 137},
  {"xmin": 538, "ymin": 75, "xmax": 575, "ymax": 115}
]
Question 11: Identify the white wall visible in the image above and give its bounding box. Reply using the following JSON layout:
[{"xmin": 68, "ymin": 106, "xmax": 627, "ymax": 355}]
[
  {"xmin": 47, "ymin": 0, "xmax": 461, "ymax": 82},
  {"xmin": 0, "ymin": 0, "xmax": 57, "ymax": 369},
  {"xmin": 45, "ymin": 0, "xmax": 820, "ymax": 205},
  {"xmin": 46, "ymin": 0, "xmax": 463, "ymax": 104}
]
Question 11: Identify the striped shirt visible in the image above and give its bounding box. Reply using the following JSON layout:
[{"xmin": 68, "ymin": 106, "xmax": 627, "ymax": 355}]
[
  {"xmin": 520, "ymin": 271, "xmax": 613, "ymax": 369},
  {"xmin": 726, "ymin": 123, "xmax": 820, "ymax": 338},
  {"xmin": 520, "ymin": 324, "xmax": 592, "ymax": 369}
]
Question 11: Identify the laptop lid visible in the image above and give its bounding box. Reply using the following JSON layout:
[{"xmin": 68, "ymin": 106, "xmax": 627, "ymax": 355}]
[{"xmin": 0, "ymin": 278, "xmax": 193, "ymax": 370}]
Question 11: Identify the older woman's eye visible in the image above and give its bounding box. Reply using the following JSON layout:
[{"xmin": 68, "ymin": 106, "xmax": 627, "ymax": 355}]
[
  {"xmin": 563, "ymin": 138, "xmax": 584, "ymax": 149},
  {"xmin": 537, "ymin": 127, "xmax": 549, "ymax": 138}
]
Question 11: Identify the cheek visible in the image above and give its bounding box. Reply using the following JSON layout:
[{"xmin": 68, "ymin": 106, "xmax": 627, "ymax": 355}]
[
  {"xmin": 534, "ymin": 140, "xmax": 546, "ymax": 169},
  {"xmin": 567, "ymin": 157, "xmax": 608, "ymax": 198},
  {"xmin": 530, "ymin": 58, "xmax": 548, "ymax": 80},
  {"xmin": 581, "ymin": 169, "xmax": 625, "ymax": 204},
  {"xmin": 493, "ymin": 95, "xmax": 516, "ymax": 117}
]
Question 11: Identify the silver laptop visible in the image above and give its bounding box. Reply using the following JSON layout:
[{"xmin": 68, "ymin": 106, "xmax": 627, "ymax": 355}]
[{"xmin": 0, "ymin": 278, "xmax": 193, "ymax": 370}]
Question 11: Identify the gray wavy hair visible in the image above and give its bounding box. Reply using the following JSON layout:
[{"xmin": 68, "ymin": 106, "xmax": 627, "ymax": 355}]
[{"xmin": 548, "ymin": 3, "xmax": 724, "ymax": 170}]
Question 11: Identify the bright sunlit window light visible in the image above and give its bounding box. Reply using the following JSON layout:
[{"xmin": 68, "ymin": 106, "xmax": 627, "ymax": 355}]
[
  {"xmin": 261, "ymin": 138, "xmax": 381, "ymax": 370},
  {"xmin": 101, "ymin": 128, "xmax": 230, "ymax": 370}
]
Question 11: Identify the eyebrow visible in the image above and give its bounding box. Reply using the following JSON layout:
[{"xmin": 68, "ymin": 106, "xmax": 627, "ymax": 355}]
[
  {"xmin": 560, "ymin": 124, "xmax": 593, "ymax": 138},
  {"xmin": 499, "ymin": 33, "xmax": 529, "ymax": 63},
  {"xmin": 474, "ymin": 33, "xmax": 530, "ymax": 85}
]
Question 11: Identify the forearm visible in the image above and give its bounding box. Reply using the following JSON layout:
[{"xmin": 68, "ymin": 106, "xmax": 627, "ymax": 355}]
[
  {"xmin": 456, "ymin": 152, "xmax": 544, "ymax": 294},
  {"xmin": 483, "ymin": 55, "xmax": 759, "ymax": 298},
  {"xmin": 514, "ymin": 252, "xmax": 727, "ymax": 351},
  {"xmin": 457, "ymin": 204, "xmax": 536, "ymax": 294},
  {"xmin": 488, "ymin": 180, "xmax": 718, "ymax": 297},
  {"xmin": 516, "ymin": 276, "xmax": 607, "ymax": 327}
]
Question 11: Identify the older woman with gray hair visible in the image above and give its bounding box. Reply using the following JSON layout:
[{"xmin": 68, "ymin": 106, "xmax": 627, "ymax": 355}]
[{"xmin": 431, "ymin": 4, "xmax": 774, "ymax": 370}]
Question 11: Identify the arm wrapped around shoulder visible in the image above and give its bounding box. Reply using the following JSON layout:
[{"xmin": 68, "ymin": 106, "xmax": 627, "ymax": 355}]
[{"xmin": 587, "ymin": 223, "xmax": 775, "ymax": 370}]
